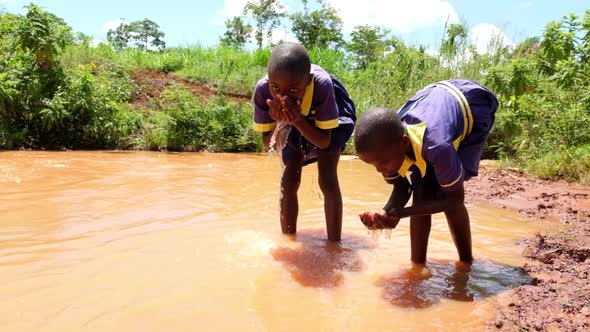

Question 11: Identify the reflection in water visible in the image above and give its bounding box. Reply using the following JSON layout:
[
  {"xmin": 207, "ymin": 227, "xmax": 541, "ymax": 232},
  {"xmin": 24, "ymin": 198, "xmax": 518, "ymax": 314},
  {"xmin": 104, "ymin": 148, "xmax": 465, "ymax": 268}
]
[
  {"xmin": 376, "ymin": 260, "xmax": 533, "ymax": 308},
  {"xmin": 271, "ymin": 229, "xmax": 375, "ymax": 288}
]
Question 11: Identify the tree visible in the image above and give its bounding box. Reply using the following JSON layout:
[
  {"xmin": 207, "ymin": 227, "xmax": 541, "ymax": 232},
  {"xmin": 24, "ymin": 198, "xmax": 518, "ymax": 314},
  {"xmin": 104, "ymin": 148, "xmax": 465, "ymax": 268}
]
[
  {"xmin": 131, "ymin": 19, "xmax": 165, "ymax": 51},
  {"xmin": 243, "ymin": 0, "xmax": 285, "ymax": 49},
  {"xmin": 106, "ymin": 20, "xmax": 128, "ymax": 50},
  {"xmin": 580, "ymin": 10, "xmax": 590, "ymax": 66},
  {"xmin": 539, "ymin": 15, "xmax": 578, "ymax": 75},
  {"xmin": 290, "ymin": 0, "xmax": 343, "ymax": 49},
  {"xmin": 538, "ymin": 13, "xmax": 590, "ymax": 88},
  {"xmin": 107, "ymin": 18, "xmax": 165, "ymax": 51},
  {"xmin": 346, "ymin": 25, "xmax": 390, "ymax": 69},
  {"xmin": 17, "ymin": 4, "xmax": 72, "ymax": 70},
  {"xmin": 220, "ymin": 16, "xmax": 252, "ymax": 47}
]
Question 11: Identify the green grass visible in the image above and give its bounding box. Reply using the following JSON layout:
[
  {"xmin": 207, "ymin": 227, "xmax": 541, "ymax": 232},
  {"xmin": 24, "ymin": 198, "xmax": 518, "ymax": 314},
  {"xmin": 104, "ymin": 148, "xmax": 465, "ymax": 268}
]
[{"xmin": 525, "ymin": 145, "xmax": 590, "ymax": 184}]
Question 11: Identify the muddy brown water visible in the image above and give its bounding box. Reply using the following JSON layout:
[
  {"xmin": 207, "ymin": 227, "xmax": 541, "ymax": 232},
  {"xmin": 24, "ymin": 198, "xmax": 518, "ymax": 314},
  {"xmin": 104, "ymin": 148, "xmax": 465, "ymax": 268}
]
[{"xmin": 0, "ymin": 151, "xmax": 553, "ymax": 331}]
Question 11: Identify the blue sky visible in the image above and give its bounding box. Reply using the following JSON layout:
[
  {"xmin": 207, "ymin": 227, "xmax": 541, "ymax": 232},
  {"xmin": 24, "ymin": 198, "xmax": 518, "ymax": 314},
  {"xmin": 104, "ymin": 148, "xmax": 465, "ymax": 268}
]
[{"xmin": 1, "ymin": 0, "xmax": 588, "ymax": 52}]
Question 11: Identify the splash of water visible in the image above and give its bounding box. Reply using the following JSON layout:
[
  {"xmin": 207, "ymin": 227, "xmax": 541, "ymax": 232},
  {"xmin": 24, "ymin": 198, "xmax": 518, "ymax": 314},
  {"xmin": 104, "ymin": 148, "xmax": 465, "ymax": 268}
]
[
  {"xmin": 368, "ymin": 228, "xmax": 393, "ymax": 241},
  {"xmin": 268, "ymin": 121, "xmax": 291, "ymax": 156}
]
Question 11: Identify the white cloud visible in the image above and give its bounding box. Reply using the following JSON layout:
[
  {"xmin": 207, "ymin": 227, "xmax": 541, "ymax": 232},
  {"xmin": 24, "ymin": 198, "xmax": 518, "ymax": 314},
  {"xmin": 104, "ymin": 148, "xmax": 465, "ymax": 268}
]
[
  {"xmin": 519, "ymin": 2, "xmax": 533, "ymax": 9},
  {"xmin": 211, "ymin": 0, "xmax": 250, "ymax": 26},
  {"xmin": 101, "ymin": 19, "xmax": 124, "ymax": 33},
  {"xmin": 267, "ymin": 28, "xmax": 298, "ymax": 45},
  {"xmin": 212, "ymin": 0, "xmax": 290, "ymax": 26},
  {"xmin": 90, "ymin": 39, "xmax": 104, "ymax": 48},
  {"xmin": 0, "ymin": 0, "xmax": 25, "ymax": 12},
  {"xmin": 102, "ymin": 19, "xmax": 123, "ymax": 33},
  {"xmin": 220, "ymin": 0, "xmax": 250, "ymax": 18},
  {"xmin": 326, "ymin": 0, "xmax": 458, "ymax": 33},
  {"xmin": 214, "ymin": 0, "xmax": 293, "ymax": 46},
  {"xmin": 425, "ymin": 48, "xmax": 439, "ymax": 57},
  {"xmin": 471, "ymin": 23, "xmax": 513, "ymax": 54}
]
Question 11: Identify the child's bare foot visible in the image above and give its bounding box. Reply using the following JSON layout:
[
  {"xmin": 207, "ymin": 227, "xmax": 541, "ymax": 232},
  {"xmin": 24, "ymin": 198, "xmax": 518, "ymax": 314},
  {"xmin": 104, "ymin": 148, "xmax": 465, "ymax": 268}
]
[
  {"xmin": 409, "ymin": 262, "xmax": 433, "ymax": 280},
  {"xmin": 454, "ymin": 260, "xmax": 472, "ymax": 273}
]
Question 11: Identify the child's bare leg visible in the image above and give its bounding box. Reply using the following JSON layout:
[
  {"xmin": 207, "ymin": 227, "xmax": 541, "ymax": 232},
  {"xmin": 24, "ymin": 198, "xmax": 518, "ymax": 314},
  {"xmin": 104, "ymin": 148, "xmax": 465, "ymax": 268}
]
[
  {"xmin": 444, "ymin": 204, "xmax": 473, "ymax": 263},
  {"xmin": 280, "ymin": 155, "xmax": 303, "ymax": 234},
  {"xmin": 409, "ymin": 183, "xmax": 436, "ymax": 264},
  {"xmin": 410, "ymin": 215, "xmax": 432, "ymax": 264},
  {"xmin": 317, "ymin": 149, "xmax": 342, "ymax": 241}
]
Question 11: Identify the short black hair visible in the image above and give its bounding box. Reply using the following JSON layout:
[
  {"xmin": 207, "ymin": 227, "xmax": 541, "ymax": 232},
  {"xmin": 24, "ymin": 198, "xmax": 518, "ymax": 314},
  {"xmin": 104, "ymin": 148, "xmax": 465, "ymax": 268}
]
[
  {"xmin": 354, "ymin": 107, "xmax": 405, "ymax": 153},
  {"xmin": 268, "ymin": 42, "xmax": 311, "ymax": 79}
]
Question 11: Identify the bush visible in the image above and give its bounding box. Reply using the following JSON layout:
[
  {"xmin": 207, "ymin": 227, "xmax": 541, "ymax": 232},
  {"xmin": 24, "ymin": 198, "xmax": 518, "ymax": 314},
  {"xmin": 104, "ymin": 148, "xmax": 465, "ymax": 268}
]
[
  {"xmin": 159, "ymin": 86, "xmax": 256, "ymax": 151},
  {"xmin": 38, "ymin": 65, "xmax": 133, "ymax": 148}
]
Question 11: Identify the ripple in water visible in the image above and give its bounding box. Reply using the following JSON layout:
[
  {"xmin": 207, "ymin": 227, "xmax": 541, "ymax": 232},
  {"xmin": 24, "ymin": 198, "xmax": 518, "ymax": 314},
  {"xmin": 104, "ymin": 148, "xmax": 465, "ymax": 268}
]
[
  {"xmin": 375, "ymin": 259, "xmax": 534, "ymax": 308},
  {"xmin": 271, "ymin": 229, "xmax": 376, "ymax": 288}
]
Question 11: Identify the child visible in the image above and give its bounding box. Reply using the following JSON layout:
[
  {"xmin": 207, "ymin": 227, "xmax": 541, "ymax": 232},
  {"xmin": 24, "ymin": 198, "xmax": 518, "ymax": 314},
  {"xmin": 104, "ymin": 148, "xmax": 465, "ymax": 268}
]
[
  {"xmin": 354, "ymin": 79, "xmax": 498, "ymax": 264},
  {"xmin": 253, "ymin": 43, "xmax": 356, "ymax": 241}
]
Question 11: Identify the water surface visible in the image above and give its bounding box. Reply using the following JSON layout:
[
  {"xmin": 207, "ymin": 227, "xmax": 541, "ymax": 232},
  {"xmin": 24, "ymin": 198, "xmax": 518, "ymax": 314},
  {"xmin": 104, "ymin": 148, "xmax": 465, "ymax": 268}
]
[{"xmin": 0, "ymin": 151, "xmax": 548, "ymax": 331}]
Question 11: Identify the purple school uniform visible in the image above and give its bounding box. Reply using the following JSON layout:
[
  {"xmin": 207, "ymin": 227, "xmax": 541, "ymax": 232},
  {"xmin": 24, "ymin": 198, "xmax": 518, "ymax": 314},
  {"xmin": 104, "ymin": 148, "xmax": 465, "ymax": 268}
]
[
  {"xmin": 253, "ymin": 64, "xmax": 356, "ymax": 165},
  {"xmin": 383, "ymin": 79, "xmax": 498, "ymax": 191}
]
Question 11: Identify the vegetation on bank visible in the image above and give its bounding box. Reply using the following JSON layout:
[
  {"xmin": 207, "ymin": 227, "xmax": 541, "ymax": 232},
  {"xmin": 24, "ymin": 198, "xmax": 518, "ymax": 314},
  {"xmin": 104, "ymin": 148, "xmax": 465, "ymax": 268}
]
[{"xmin": 0, "ymin": 3, "xmax": 589, "ymax": 183}]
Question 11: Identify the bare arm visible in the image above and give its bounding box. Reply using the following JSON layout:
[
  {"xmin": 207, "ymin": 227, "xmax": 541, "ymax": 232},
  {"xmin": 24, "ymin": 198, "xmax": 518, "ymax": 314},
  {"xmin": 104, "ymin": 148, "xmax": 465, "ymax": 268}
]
[
  {"xmin": 359, "ymin": 176, "xmax": 411, "ymax": 229},
  {"xmin": 383, "ymin": 176, "xmax": 412, "ymax": 212},
  {"xmin": 391, "ymin": 183, "xmax": 465, "ymax": 218},
  {"xmin": 291, "ymin": 118, "xmax": 332, "ymax": 149}
]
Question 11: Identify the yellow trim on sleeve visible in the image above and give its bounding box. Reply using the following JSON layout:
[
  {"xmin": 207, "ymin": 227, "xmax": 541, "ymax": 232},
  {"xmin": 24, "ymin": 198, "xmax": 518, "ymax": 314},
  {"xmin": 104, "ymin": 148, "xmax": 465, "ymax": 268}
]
[
  {"xmin": 384, "ymin": 174, "xmax": 400, "ymax": 181},
  {"xmin": 315, "ymin": 118, "xmax": 339, "ymax": 130},
  {"xmin": 253, "ymin": 122, "xmax": 276, "ymax": 132},
  {"xmin": 440, "ymin": 167, "xmax": 463, "ymax": 188}
]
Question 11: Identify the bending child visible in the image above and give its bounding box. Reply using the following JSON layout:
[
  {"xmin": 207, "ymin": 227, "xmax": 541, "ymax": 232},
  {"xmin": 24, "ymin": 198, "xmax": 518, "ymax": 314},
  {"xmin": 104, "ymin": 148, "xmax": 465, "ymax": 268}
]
[
  {"xmin": 253, "ymin": 43, "xmax": 356, "ymax": 241},
  {"xmin": 354, "ymin": 79, "xmax": 498, "ymax": 263}
]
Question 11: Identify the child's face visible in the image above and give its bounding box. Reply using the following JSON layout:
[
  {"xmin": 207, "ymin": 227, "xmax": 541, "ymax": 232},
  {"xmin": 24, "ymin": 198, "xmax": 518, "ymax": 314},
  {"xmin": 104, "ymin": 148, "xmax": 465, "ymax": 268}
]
[
  {"xmin": 357, "ymin": 138, "xmax": 409, "ymax": 175},
  {"xmin": 268, "ymin": 70, "xmax": 311, "ymax": 103}
]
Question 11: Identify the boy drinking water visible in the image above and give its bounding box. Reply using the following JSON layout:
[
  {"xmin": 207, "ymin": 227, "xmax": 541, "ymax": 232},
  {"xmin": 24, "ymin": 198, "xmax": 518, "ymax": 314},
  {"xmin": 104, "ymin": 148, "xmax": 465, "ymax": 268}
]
[
  {"xmin": 253, "ymin": 43, "xmax": 356, "ymax": 241},
  {"xmin": 354, "ymin": 79, "xmax": 498, "ymax": 263}
]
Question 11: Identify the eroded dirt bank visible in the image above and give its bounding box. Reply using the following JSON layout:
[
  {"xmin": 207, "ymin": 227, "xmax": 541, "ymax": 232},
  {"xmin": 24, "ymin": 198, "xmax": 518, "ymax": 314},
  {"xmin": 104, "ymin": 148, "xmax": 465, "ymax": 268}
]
[{"xmin": 465, "ymin": 162, "xmax": 590, "ymax": 331}]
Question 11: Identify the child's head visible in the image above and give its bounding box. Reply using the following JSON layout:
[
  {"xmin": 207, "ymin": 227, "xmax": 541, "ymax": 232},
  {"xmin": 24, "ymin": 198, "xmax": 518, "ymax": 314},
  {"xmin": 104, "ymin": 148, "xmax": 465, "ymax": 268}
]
[
  {"xmin": 354, "ymin": 107, "xmax": 411, "ymax": 174},
  {"xmin": 267, "ymin": 42, "xmax": 312, "ymax": 102}
]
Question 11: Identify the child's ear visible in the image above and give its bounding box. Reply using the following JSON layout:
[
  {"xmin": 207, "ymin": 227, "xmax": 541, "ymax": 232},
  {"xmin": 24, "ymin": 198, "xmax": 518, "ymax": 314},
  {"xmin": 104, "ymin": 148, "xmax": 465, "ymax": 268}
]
[{"xmin": 306, "ymin": 73, "xmax": 313, "ymax": 84}]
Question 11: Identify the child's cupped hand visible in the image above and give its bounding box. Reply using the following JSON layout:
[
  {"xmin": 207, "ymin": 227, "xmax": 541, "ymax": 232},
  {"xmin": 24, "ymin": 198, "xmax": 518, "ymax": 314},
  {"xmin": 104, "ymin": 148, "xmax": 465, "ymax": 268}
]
[
  {"xmin": 266, "ymin": 96, "xmax": 286, "ymax": 122},
  {"xmin": 266, "ymin": 95, "xmax": 303, "ymax": 124},
  {"xmin": 281, "ymin": 96, "xmax": 303, "ymax": 125},
  {"xmin": 359, "ymin": 210, "xmax": 400, "ymax": 230}
]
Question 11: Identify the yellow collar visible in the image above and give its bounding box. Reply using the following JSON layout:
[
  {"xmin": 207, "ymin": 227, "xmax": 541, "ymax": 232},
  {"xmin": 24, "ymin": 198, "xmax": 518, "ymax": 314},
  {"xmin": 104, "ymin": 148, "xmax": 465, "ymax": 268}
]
[
  {"xmin": 299, "ymin": 73, "xmax": 314, "ymax": 116},
  {"xmin": 265, "ymin": 70, "xmax": 314, "ymax": 116},
  {"xmin": 397, "ymin": 122, "xmax": 427, "ymax": 178}
]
